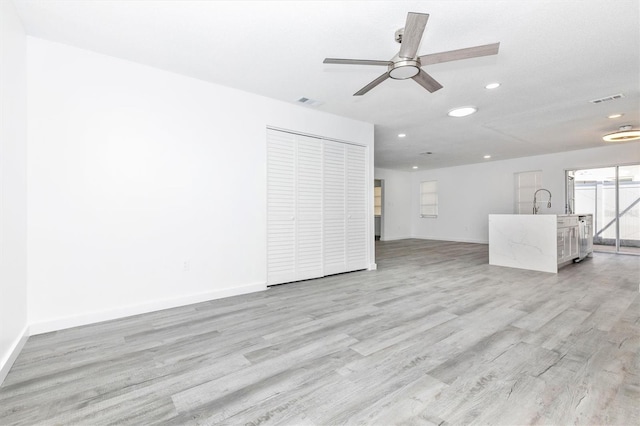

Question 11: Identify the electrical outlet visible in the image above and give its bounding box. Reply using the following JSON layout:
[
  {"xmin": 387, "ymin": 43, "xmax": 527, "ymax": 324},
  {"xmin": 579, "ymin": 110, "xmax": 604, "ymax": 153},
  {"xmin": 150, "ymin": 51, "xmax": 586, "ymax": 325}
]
[{"xmin": 183, "ymin": 261, "xmax": 190, "ymax": 272}]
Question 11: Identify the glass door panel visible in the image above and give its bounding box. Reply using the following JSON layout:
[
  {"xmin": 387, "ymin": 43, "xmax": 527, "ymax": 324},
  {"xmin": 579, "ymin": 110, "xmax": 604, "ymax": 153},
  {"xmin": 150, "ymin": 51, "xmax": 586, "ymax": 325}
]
[
  {"xmin": 618, "ymin": 165, "xmax": 640, "ymax": 254},
  {"xmin": 575, "ymin": 167, "xmax": 616, "ymax": 252}
]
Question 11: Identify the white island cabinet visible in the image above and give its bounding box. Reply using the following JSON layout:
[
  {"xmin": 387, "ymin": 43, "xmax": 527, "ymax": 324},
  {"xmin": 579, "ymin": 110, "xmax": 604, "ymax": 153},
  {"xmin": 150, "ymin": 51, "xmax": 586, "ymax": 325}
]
[
  {"xmin": 557, "ymin": 215, "xmax": 579, "ymax": 264},
  {"xmin": 489, "ymin": 214, "xmax": 591, "ymax": 273}
]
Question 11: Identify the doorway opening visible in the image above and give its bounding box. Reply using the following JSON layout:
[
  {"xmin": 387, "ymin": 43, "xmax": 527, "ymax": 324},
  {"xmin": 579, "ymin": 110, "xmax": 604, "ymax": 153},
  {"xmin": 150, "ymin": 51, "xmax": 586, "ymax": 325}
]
[
  {"xmin": 374, "ymin": 179, "xmax": 383, "ymax": 241},
  {"xmin": 566, "ymin": 164, "xmax": 640, "ymax": 255}
]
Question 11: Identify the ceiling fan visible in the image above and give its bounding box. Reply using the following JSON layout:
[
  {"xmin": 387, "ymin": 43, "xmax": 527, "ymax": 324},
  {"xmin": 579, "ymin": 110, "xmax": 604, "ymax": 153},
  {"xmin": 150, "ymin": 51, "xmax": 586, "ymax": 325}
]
[{"xmin": 323, "ymin": 12, "xmax": 500, "ymax": 96}]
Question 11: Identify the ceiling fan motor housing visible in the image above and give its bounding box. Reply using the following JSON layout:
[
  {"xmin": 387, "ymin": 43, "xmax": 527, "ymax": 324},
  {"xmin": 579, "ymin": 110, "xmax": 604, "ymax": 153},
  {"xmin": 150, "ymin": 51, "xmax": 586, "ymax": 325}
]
[{"xmin": 391, "ymin": 26, "xmax": 420, "ymax": 79}]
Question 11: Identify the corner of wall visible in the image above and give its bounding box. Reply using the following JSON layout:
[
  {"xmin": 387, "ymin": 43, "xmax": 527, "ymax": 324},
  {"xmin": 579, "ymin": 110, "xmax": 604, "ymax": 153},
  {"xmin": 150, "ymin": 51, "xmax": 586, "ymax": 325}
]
[
  {"xmin": 0, "ymin": 326, "xmax": 29, "ymax": 385},
  {"xmin": 0, "ymin": 0, "xmax": 29, "ymax": 386}
]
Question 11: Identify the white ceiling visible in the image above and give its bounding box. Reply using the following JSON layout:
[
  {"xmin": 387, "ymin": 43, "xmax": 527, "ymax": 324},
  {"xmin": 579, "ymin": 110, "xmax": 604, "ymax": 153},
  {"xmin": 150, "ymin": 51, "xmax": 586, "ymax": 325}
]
[{"xmin": 12, "ymin": 0, "xmax": 640, "ymax": 170}]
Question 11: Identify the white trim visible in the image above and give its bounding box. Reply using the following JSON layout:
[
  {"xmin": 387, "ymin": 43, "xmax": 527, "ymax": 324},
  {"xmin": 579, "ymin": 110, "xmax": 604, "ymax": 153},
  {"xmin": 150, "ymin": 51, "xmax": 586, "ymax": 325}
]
[
  {"xmin": 368, "ymin": 263, "xmax": 377, "ymax": 270},
  {"xmin": 266, "ymin": 126, "xmax": 367, "ymax": 148},
  {"xmin": 0, "ymin": 325, "xmax": 29, "ymax": 386},
  {"xmin": 411, "ymin": 236, "xmax": 489, "ymax": 244},
  {"xmin": 380, "ymin": 235, "xmax": 413, "ymax": 241},
  {"xmin": 29, "ymin": 282, "xmax": 267, "ymax": 335}
]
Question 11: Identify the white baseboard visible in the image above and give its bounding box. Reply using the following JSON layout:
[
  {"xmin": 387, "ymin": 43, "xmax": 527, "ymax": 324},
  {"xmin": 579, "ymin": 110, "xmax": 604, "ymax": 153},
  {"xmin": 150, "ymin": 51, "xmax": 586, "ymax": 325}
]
[
  {"xmin": 380, "ymin": 235, "xmax": 412, "ymax": 241},
  {"xmin": 0, "ymin": 325, "xmax": 29, "ymax": 386},
  {"xmin": 368, "ymin": 263, "xmax": 377, "ymax": 270},
  {"xmin": 412, "ymin": 236, "xmax": 488, "ymax": 244},
  {"xmin": 29, "ymin": 282, "xmax": 267, "ymax": 335}
]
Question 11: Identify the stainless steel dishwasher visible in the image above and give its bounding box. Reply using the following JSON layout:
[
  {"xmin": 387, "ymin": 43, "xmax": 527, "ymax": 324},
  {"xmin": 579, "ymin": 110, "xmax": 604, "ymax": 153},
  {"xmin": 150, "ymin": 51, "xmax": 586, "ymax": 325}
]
[{"xmin": 575, "ymin": 214, "xmax": 593, "ymax": 262}]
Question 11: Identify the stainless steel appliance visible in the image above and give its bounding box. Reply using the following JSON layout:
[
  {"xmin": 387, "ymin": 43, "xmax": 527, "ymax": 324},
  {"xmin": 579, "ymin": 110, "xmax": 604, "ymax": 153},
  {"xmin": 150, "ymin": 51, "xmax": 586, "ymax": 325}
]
[{"xmin": 576, "ymin": 214, "xmax": 593, "ymax": 262}]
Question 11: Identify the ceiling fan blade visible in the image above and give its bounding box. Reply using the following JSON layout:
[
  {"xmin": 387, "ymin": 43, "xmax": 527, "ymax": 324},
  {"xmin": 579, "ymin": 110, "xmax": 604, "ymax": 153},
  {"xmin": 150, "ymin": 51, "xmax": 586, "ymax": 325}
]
[
  {"xmin": 412, "ymin": 69, "xmax": 443, "ymax": 93},
  {"xmin": 354, "ymin": 72, "xmax": 390, "ymax": 96},
  {"xmin": 419, "ymin": 42, "xmax": 500, "ymax": 66},
  {"xmin": 398, "ymin": 12, "xmax": 429, "ymax": 59},
  {"xmin": 324, "ymin": 58, "xmax": 392, "ymax": 66}
]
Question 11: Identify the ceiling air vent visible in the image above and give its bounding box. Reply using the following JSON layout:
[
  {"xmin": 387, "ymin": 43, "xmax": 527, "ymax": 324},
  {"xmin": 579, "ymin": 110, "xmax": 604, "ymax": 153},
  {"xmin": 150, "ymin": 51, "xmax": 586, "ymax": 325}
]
[
  {"xmin": 589, "ymin": 93, "xmax": 625, "ymax": 104},
  {"xmin": 296, "ymin": 97, "xmax": 322, "ymax": 107}
]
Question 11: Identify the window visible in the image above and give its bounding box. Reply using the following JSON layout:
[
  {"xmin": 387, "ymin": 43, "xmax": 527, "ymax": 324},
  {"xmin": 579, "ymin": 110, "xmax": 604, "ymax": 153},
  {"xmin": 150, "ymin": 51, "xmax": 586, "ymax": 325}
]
[
  {"xmin": 420, "ymin": 180, "xmax": 438, "ymax": 217},
  {"xmin": 374, "ymin": 186, "xmax": 382, "ymax": 216},
  {"xmin": 514, "ymin": 170, "xmax": 542, "ymax": 214}
]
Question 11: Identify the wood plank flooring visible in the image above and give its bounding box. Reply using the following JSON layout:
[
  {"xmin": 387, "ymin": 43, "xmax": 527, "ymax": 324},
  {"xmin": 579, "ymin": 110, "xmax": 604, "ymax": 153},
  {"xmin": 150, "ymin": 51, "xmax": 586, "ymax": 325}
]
[{"xmin": 1, "ymin": 239, "xmax": 639, "ymax": 425}]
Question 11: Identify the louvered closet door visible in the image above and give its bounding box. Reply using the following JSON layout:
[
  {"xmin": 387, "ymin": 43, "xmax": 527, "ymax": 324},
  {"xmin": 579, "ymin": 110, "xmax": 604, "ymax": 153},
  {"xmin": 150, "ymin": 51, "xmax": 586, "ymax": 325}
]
[
  {"xmin": 267, "ymin": 130, "xmax": 297, "ymax": 285},
  {"xmin": 268, "ymin": 129, "xmax": 368, "ymax": 285},
  {"xmin": 323, "ymin": 140, "xmax": 347, "ymax": 275},
  {"xmin": 346, "ymin": 144, "xmax": 368, "ymax": 271},
  {"xmin": 295, "ymin": 135, "xmax": 323, "ymax": 281}
]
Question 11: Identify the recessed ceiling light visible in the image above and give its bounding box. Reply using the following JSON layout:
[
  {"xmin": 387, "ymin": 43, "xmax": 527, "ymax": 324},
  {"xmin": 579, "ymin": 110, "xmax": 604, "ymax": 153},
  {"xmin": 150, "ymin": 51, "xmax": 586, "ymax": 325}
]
[
  {"xmin": 398, "ymin": 133, "xmax": 406, "ymax": 138},
  {"xmin": 607, "ymin": 113, "xmax": 623, "ymax": 119},
  {"xmin": 483, "ymin": 155, "xmax": 491, "ymax": 159},
  {"xmin": 603, "ymin": 125, "xmax": 640, "ymax": 142},
  {"xmin": 448, "ymin": 107, "xmax": 477, "ymax": 117},
  {"xmin": 485, "ymin": 82, "xmax": 500, "ymax": 89},
  {"xmin": 412, "ymin": 166, "xmax": 418, "ymax": 169}
]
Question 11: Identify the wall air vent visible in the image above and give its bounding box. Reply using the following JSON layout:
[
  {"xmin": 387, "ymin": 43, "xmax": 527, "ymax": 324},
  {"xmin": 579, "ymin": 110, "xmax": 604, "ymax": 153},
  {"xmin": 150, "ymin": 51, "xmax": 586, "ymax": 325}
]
[
  {"xmin": 296, "ymin": 97, "xmax": 323, "ymax": 107},
  {"xmin": 589, "ymin": 93, "xmax": 625, "ymax": 104}
]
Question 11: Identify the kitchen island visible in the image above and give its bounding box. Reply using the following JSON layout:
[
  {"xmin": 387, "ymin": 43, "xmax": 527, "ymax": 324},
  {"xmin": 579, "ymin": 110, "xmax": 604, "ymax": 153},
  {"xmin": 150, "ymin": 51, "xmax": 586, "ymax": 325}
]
[{"xmin": 488, "ymin": 214, "xmax": 592, "ymax": 273}]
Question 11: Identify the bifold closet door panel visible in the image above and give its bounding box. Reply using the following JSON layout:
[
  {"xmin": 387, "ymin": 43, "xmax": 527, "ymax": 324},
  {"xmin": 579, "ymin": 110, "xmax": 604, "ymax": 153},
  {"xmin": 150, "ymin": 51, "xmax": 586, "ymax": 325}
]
[
  {"xmin": 266, "ymin": 131, "xmax": 297, "ymax": 285},
  {"xmin": 323, "ymin": 140, "xmax": 347, "ymax": 276},
  {"xmin": 295, "ymin": 135, "xmax": 323, "ymax": 281},
  {"xmin": 346, "ymin": 144, "xmax": 368, "ymax": 271}
]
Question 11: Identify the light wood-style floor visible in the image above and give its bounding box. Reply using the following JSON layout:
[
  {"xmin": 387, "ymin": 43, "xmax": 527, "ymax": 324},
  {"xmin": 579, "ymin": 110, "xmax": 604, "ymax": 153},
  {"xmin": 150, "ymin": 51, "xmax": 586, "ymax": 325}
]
[
  {"xmin": 1, "ymin": 239, "xmax": 639, "ymax": 425},
  {"xmin": 594, "ymin": 244, "xmax": 640, "ymax": 255}
]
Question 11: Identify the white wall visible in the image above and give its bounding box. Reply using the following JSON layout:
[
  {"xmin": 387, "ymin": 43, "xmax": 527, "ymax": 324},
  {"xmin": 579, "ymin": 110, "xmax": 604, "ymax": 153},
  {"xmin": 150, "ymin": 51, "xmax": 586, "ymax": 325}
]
[
  {"xmin": 410, "ymin": 143, "xmax": 640, "ymax": 243},
  {"xmin": 374, "ymin": 168, "xmax": 412, "ymax": 241},
  {"xmin": 0, "ymin": 0, "xmax": 29, "ymax": 384},
  {"xmin": 27, "ymin": 37, "xmax": 373, "ymax": 334}
]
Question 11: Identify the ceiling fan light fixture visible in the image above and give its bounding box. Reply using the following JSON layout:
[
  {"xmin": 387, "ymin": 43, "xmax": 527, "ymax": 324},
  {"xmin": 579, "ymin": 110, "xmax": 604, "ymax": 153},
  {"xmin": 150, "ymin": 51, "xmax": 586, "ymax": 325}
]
[
  {"xmin": 448, "ymin": 106, "xmax": 477, "ymax": 117},
  {"xmin": 389, "ymin": 61, "xmax": 420, "ymax": 80},
  {"xmin": 602, "ymin": 125, "xmax": 640, "ymax": 142}
]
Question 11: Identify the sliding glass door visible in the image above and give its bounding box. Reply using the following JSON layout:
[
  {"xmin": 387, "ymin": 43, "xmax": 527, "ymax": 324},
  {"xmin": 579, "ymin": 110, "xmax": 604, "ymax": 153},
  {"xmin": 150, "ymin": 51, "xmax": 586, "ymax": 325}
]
[{"xmin": 570, "ymin": 164, "xmax": 640, "ymax": 255}]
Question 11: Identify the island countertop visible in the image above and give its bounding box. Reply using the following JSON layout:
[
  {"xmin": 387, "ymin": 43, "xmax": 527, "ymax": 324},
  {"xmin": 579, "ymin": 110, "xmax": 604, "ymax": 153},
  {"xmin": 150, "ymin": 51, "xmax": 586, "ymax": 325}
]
[{"xmin": 488, "ymin": 214, "xmax": 592, "ymax": 273}]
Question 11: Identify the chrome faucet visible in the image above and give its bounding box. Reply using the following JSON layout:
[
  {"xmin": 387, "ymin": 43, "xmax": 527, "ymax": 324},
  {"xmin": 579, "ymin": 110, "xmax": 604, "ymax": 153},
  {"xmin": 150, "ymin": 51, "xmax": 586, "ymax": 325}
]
[{"xmin": 533, "ymin": 189, "xmax": 551, "ymax": 214}]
